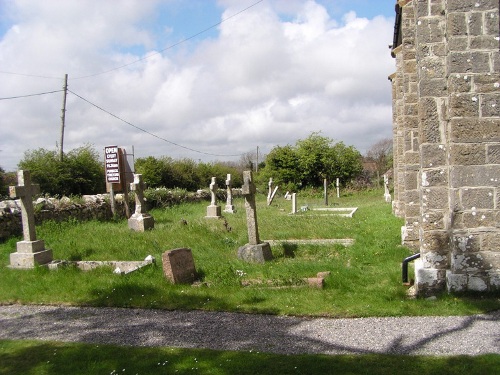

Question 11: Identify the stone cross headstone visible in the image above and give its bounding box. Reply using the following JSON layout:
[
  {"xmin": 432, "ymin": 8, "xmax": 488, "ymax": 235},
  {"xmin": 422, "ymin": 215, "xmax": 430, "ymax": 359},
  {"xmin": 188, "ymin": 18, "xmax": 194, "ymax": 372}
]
[
  {"xmin": 206, "ymin": 177, "xmax": 221, "ymax": 218},
  {"xmin": 9, "ymin": 170, "xmax": 53, "ymax": 268},
  {"xmin": 128, "ymin": 174, "xmax": 154, "ymax": 231},
  {"xmin": 162, "ymin": 248, "xmax": 197, "ymax": 284},
  {"xmin": 384, "ymin": 174, "xmax": 392, "ymax": 203},
  {"xmin": 267, "ymin": 178, "xmax": 273, "ymax": 205},
  {"xmin": 237, "ymin": 170, "xmax": 272, "ymax": 263},
  {"xmin": 324, "ymin": 178, "xmax": 329, "ymax": 206},
  {"xmin": 224, "ymin": 173, "xmax": 236, "ymax": 213}
]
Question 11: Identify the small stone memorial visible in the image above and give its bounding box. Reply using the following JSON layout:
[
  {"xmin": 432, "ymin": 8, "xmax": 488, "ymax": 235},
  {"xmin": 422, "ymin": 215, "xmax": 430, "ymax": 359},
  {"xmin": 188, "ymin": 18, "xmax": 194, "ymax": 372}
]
[
  {"xmin": 224, "ymin": 174, "xmax": 236, "ymax": 213},
  {"xmin": 128, "ymin": 174, "xmax": 155, "ymax": 231},
  {"xmin": 237, "ymin": 170, "xmax": 273, "ymax": 263},
  {"xmin": 9, "ymin": 170, "xmax": 53, "ymax": 268},
  {"xmin": 384, "ymin": 174, "xmax": 392, "ymax": 203},
  {"xmin": 162, "ymin": 248, "xmax": 197, "ymax": 284},
  {"xmin": 206, "ymin": 177, "xmax": 221, "ymax": 218},
  {"xmin": 291, "ymin": 193, "xmax": 297, "ymax": 214}
]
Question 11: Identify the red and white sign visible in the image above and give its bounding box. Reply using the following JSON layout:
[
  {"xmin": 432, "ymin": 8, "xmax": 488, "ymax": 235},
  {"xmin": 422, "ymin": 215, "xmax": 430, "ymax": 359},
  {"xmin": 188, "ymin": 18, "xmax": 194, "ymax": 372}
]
[{"xmin": 105, "ymin": 146, "xmax": 120, "ymax": 183}]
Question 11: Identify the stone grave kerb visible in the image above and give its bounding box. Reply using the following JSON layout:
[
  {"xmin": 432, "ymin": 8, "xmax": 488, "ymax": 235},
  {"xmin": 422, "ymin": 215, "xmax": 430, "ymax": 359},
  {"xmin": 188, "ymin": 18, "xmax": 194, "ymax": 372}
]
[
  {"xmin": 128, "ymin": 173, "xmax": 155, "ymax": 231},
  {"xmin": 9, "ymin": 170, "xmax": 53, "ymax": 268},
  {"xmin": 237, "ymin": 170, "xmax": 272, "ymax": 263}
]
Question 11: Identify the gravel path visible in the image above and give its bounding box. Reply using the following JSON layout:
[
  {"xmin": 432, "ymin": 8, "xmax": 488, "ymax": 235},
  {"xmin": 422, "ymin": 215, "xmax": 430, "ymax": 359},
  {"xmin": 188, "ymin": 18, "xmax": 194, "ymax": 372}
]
[{"xmin": 0, "ymin": 304, "xmax": 499, "ymax": 356}]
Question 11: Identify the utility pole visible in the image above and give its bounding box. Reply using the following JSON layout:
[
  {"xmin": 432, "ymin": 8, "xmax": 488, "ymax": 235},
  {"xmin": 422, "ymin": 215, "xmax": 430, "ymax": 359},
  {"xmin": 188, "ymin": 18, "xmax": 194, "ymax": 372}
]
[{"xmin": 59, "ymin": 74, "xmax": 68, "ymax": 162}]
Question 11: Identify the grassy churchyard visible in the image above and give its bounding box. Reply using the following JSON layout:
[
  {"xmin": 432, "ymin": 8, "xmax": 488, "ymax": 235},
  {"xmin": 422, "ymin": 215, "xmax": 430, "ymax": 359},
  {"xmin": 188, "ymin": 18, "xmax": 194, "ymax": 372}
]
[{"xmin": 1, "ymin": 189, "xmax": 499, "ymax": 374}]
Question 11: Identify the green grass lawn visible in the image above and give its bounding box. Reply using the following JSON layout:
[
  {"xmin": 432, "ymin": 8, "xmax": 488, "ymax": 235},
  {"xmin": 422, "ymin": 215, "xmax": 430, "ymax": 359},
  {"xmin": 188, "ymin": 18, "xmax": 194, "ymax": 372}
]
[
  {"xmin": 1, "ymin": 189, "xmax": 499, "ymax": 374},
  {"xmin": 1, "ymin": 339, "xmax": 499, "ymax": 375},
  {"xmin": 1, "ymin": 188, "xmax": 498, "ymax": 317}
]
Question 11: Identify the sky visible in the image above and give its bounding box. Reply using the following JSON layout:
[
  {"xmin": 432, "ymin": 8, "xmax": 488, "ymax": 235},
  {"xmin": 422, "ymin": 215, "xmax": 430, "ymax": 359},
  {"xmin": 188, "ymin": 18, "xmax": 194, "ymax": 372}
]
[{"xmin": 0, "ymin": 0, "xmax": 397, "ymax": 172}]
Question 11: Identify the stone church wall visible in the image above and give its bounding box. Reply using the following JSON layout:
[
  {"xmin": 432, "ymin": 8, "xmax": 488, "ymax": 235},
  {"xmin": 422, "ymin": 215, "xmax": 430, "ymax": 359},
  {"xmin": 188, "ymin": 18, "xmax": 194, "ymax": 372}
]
[{"xmin": 390, "ymin": 0, "xmax": 500, "ymax": 295}]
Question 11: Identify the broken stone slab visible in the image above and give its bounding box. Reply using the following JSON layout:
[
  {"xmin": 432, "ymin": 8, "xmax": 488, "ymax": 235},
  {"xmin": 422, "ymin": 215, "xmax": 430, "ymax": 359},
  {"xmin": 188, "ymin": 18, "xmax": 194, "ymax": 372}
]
[
  {"xmin": 47, "ymin": 255, "xmax": 155, "ymax": 275},
  {"xmin": 265, "ymin": 239, "xmax": 354, "ymax": 246}
]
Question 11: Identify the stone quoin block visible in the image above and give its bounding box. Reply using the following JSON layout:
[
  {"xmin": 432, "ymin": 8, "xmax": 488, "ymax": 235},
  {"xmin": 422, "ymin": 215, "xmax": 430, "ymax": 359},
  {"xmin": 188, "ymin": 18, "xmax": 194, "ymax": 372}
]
[
  {"xmin": 448, "ymin": 74, "xmax": 473, "ymax": 93},
  {"xmin": 449, "ymin": 144, "xmax": 486, "ymax": 166},
  {"xmin": 422, "ymin": 187, "xmax": 449, "ymax": 210},
  {"xmin": 486, "ymin": 144, "xmax": 500, "ymax": 164},
  {"xmin": 420, "ymin": 168, "xmax": 448, "ymax": 187},
  {"xmin": 421, "ymin": 210, "xmax": 446, "ymax": 231},
  {"xmin": 447, "ymin": 12, "xmax": 467, "ymax": 36},
  {"xmin": 419, "ymin": 78, "xmax": 448, "ymax": 97},
  {"xmin": 470, "ymin": 35, "xmax": 500, "ymax": 50},
  {"xmin": 420, "ymin": 231, "xmax": 450, "ymax": 255},
  {"xmin": 485, "ymin": 11, "xmax": 499, "ymax": 34},
  {"xmin": 460, "ymin": 187, "xmax": 495, "ymax": 210},
  {"xmin": 467, "ymin": 12, "xmax": 484, "ymax": 36},
  {"xmin": 481, "ymin": 94, "xmax": 500, "ymax": 117},
  {"xmin": 450, "ymin": 118, "xmax": 500, "ymax": 143},
  {"xmin": 480, "ymin": 232, "xmax": 500, "ymax": 252},
  {"xmin": 452, "ymin": 232, "xmax": 481, "ymax": 254},
  {"xmin": 449, "ymin": 51, "xmax": 491, "ymax": 74},
  {"xmin": 448, "ymin": 36, "xmax": 469, "ymax": 52},
  {"xmin": 448, "ymin": 0, "xmax": 499, "ymax": 12},
  {"xmin": 462, "ymin": 211, "xmax": 497, "ymax": 228},
  {"xmin": 474, "ymin": 74, "xmax": 500, "ymax": 93},
  {"xmin": 451, "ymin": 165, "xmax": 500, "ymax": 188},
  {"xmin": 449, "ymin": 94, "xmax": 480, "ymax": 118},
  {"xmin": 420, "ymin": 144, "xmax": 447, "ymax": 168}
]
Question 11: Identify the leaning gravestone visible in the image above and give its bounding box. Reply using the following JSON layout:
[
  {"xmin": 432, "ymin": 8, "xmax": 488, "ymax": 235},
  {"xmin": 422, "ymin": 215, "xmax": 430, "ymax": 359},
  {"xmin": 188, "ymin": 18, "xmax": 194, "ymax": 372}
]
[
  {"xmin": 206, "ymin": 177, "xmax": 221, "ymax": 218},
  {"xmin": 162, "ymin": 248, "xmax": 197, "ymax": 284},
  {"xmin": 9, "ymin": 170, "xmax": 53, "ymax": 268},
  {"xmin": 128, "ymin": 174, "xmax": 155, "ymax": 231},
  {"xmin": 237, "ymin": 170, "xmax": 273, "ymax": 263},
  {"xmin": 224, "ymin": 173, "xmax": 236, "ymax": 213}
]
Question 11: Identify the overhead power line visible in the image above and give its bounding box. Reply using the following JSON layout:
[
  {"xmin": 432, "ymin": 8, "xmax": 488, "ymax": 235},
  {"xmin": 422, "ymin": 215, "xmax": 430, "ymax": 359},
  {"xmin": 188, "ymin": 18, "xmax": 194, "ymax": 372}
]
[
  {"xmin": 0, "ymin": 89, "xmax": 63, "ymax": 100},
  {"xmin": 68, "ymin": 89, "xmax": 246, "ymax": 158},
  {"xmin": 73, "ymin": 0, "xmax": 264, "ymax": 79},
  {"xmin": 0, "ymin": 0, "xmax": 264, "ymax": 81}
]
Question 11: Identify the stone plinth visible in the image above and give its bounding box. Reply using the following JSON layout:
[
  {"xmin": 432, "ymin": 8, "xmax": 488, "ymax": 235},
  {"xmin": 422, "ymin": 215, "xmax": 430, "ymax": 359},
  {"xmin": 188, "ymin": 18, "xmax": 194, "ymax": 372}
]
[
  {"xmin": 237, "ymin": 242, "xmax": 273, "ymax": 263},
  {"xmin": 206, "ymin": 205, "xmax": 221, "ymax": 218},
  {"xmin": 162, "ymin": 248, "xmax": 197, "ymax": 284},
  {"xmin": 128, "ymin": 213, "xmax": 155, "ymax": 231},
  {"xmin": 10, "ymin": 240, "xmax": 53, "ymax": 268}
]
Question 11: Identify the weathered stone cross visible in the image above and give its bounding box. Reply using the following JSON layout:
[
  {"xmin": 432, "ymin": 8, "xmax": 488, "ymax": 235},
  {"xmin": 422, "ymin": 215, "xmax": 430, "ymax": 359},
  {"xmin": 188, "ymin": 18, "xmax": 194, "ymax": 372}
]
[
  {"xmin": 242, "ymin": 170, "xmax": 260, "ymax": 245},
  {"xmin": 10, "ymin": 170, "xmax": 39, "ymax": 241},
  {"xmin": 237, "ymin": 170, "xmax": 272, "ymax": 263},
  {"xmin": 9, "ymin": 170, "xmax": 53, "ymax": 268},
  {"xmin": 130, "ymin": 173, "xmax": 146, "ymax": 214}
]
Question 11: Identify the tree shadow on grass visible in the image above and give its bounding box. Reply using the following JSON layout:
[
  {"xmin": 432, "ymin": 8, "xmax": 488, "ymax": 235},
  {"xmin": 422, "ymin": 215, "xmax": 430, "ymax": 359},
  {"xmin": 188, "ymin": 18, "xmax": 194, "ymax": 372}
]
[{"xmin": 1, "ymin": 339, "xmax": 499, "ymax": 375}]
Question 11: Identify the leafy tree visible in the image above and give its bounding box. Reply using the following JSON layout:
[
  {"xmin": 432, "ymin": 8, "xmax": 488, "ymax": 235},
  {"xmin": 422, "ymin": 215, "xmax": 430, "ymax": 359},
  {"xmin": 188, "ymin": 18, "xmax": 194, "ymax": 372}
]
[
  {"xmin": 135, "ymin": 156, "xmax": 174, "ymax": 188},
  {"xmin": 262, "ymin": 145, "xmax": 301, "ymax": 190},
  {"xmin": 65, "ymin": 146, "xmax": 106, "ymax": 195},
  {"xmin": 18, "ymin": 144, "xmax": 105, "ymax": 196},
  {"xmin": 262, "ymin": 132, "xmax": 363, "ymax": 189}
]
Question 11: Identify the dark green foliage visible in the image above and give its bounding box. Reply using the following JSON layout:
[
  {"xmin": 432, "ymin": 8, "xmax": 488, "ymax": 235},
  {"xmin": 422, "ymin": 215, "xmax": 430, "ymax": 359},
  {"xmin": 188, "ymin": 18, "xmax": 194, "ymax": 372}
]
[
  {"xmin": 17, "ymin": 144, "xmax": 105, "ymax": 196},
  {"xmin": 262, "ymin": 132, "xmax": 363, "ymax": 189},
  {"xmin": 0, "ymin": 166, "xmax": 6, "ymax": 198},
  {"xmin": 135, "ymin": 156, "xmax": 243, "ymax": 190}
]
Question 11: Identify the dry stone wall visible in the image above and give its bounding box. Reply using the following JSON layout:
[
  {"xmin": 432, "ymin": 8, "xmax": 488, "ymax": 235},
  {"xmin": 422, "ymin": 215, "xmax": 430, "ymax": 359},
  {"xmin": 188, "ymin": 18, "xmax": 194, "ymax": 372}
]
[{"xmin": 390, "ymin": 0, "xmax": 500, "ymax": 295}]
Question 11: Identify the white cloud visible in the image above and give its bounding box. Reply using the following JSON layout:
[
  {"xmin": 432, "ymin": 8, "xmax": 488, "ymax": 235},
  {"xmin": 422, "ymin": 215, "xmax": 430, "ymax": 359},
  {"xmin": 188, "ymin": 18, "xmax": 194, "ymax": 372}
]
[{"xmin": 0, "ymin": 0, "xmax": 395, "ymax": 171}]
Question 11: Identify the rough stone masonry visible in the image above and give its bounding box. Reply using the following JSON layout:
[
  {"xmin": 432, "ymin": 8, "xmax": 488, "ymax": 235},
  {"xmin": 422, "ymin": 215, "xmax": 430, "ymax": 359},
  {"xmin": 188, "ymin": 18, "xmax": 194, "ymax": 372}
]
[{"xmin": 389, "ymin": 0, "xmax": 500, "ymax": 295}]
